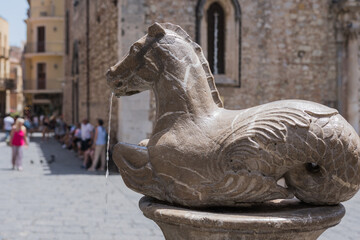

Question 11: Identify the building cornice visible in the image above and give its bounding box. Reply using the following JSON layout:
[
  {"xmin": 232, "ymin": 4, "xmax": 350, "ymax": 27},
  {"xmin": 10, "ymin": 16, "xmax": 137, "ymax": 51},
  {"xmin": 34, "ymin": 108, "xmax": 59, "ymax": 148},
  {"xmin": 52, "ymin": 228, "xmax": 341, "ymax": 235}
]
[
  {"xmin": 25, "ymin": 16, "xmax": 64, "ymax": 23},
  {"xmin": 23, "ymin": 89, "xmax": 62, "ymax": 94},
  {"xmin": 24, "ymin": 52, "xmax": 64, "ymax": 58}
]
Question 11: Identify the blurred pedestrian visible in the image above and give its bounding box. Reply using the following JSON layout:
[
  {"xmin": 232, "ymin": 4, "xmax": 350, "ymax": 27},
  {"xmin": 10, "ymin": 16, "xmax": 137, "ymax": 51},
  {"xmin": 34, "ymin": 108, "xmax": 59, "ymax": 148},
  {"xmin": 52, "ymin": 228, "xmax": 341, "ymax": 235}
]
[
  {"xmin": 55, "ymin": 116, "xmax": 66, "ymax": 140},
  {"xmin": 88, "ymin": 119, "xmax": 107, "ymax": 171},
  {"xmin": 82, "ymin": 146, "xmax": 95, "ymax": 169},
  {"xmin": 39, "ymin": 114, "xmax": 44, "ymax": 131},
  {"xmin": 33, "ymin": 115, "xmax": 39, "ymax": 130},
  {"xmin": 80, "ymin": 119, "xmax": 94, "ymax": 154},
  {"xmin": 9, "ymin": 118, "xmax": 28, "ymax": 171},
  {"xmin": 72, "ymin": 123, "xmax": 82, "ymax": 152},
  {"xmin": 42, "ymin": 116, "xmax": 50, "ymax": 140},
  {"xmin": 3, "ymin": 114, "xmax": 14, "ymax": 141},
  {"xmin": 49, "ymin": 116, "xmax": 56, "ymax": 133},
  {"xmin": 24, "ymin": 116, "xmax": 34, "ymax": 137}
]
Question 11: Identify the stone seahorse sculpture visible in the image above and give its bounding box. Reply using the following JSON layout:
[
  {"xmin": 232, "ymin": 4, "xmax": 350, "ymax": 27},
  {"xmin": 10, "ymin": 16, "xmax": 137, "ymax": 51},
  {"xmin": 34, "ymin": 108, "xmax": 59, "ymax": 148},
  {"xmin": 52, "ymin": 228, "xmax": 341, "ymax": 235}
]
[{"xmin": 106, "ymin": 22, "xmax": 360, "ymax": 207}]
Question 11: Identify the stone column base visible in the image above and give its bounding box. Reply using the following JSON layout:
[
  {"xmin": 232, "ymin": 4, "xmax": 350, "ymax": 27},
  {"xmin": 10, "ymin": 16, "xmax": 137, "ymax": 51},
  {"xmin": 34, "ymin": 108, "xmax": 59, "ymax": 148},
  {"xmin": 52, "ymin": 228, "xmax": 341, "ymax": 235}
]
[{"xmin": 139, "ymin": 196, "xmax": 345, "ymax": 240}]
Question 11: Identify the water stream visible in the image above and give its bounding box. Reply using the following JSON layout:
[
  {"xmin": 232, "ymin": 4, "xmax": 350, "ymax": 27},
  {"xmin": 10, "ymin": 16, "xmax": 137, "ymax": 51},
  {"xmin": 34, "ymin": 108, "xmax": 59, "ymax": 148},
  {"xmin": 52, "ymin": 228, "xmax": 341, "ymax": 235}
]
[
  {"xmin": 104, "ymin": 92, "xmax": 114, "ymax": 222},
  {"xmin": 106, "ymin": 92, "xmax": 114, "ymax": 178}
]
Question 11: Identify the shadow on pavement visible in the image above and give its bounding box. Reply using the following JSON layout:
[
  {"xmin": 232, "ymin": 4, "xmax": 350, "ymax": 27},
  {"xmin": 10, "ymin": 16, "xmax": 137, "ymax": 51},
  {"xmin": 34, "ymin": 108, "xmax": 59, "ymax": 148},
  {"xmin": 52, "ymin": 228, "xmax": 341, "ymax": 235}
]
[
  {"xmin": 30, "ymin": 134, "xmax": 119, "ymax": 175},
  {"xmin": 0, "ymin": 168, "xmax": 14, "ymax": 171}
]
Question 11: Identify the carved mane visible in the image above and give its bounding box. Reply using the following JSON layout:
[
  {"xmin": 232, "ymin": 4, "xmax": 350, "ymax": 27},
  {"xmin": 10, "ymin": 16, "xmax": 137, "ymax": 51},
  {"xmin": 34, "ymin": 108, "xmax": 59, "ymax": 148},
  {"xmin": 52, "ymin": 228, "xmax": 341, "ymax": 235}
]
[{"xmin": 160, "ymin": 23, "xmax": 224, "ymax": 108}]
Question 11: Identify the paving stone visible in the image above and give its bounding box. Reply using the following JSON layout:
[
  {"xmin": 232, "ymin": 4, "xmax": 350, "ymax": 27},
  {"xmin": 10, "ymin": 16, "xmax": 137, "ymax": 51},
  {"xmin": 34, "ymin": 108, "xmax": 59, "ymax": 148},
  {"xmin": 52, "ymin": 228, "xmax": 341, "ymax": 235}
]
[{"xmin": 0, "ymin": 133, "xmax": 163, "ymax": 240}]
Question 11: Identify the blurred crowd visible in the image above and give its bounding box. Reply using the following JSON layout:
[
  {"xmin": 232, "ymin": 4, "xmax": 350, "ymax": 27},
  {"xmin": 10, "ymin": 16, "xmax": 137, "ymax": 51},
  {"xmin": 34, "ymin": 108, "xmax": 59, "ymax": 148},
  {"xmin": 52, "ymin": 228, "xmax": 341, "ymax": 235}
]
[{"xmin": 2, "ymin": 113, "xmax": 108, "ymax": 172}]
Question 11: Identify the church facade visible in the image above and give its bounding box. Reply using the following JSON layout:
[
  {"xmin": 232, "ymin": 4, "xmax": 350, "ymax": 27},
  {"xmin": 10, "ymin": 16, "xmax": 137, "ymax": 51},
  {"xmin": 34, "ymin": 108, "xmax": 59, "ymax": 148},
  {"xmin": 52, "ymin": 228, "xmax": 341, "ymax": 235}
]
[{"xmin": 63, "ymin": 0, "xmax": 360, "ymax": 143}]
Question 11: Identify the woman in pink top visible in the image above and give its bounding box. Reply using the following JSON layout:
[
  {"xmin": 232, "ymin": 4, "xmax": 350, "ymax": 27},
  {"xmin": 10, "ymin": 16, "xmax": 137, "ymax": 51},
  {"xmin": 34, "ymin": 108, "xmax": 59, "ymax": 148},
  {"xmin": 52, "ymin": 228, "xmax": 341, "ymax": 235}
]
[{"xmin": 9, "ymin": 118, "xmax": 28, "ymax": 171}]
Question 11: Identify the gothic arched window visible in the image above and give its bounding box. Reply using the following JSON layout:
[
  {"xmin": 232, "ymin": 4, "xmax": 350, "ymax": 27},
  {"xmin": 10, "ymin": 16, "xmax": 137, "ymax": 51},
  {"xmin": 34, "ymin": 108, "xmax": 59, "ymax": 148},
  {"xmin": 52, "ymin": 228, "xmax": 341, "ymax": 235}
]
[
  {"xmin": 196, "ymin": 0, "xmax": 241, "ymax": 86},
  {"xmin": 207, "ymin": 3, "xmax": 225, "ymax": 75}
]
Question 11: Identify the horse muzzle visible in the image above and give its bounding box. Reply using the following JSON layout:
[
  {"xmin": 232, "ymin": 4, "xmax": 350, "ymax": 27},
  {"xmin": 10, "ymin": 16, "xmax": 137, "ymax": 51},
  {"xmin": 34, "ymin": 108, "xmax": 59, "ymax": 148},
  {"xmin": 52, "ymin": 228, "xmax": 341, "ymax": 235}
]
[
  {"xmin": 106, "ymin": 72, "xmax": 140, "ymax": 97},
  {"xmin": 106, "ymin": 68, "xmax": 125, "ymax": 95}
]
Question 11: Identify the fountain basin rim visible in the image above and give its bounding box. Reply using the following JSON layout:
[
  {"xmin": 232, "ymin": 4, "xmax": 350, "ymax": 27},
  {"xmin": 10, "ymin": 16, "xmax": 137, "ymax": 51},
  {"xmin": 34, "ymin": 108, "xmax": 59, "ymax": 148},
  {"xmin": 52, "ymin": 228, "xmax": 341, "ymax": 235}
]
[{"xmin": 139, "ymin": 196, "xmax": 345, "ymax": 233}]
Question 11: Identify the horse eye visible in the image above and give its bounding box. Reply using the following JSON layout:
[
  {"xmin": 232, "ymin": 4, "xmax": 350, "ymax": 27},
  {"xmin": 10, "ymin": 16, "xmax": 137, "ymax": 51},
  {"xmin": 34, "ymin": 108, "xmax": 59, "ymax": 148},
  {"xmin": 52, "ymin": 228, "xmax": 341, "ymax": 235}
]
[{"xmin": 130, "ymin": 44, "xmax": 141, "ymax": 54}]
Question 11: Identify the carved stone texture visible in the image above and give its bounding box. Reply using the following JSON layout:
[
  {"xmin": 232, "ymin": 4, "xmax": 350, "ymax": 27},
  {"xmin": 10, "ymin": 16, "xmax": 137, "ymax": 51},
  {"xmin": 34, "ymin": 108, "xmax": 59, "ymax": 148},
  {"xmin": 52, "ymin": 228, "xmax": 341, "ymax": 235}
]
[
  {"xmin": 139, "ymin": 196, "xmax": 345, "ymax": 240},
  {"xmin": 107, "ymin": 22, "xmax": 360, "ymax": 207}
]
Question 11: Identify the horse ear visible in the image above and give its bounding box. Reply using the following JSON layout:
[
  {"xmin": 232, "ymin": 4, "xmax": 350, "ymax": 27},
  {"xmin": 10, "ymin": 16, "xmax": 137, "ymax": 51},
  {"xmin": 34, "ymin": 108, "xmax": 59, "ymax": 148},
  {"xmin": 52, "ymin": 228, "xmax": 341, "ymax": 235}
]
[{"xmin": 148, "ymin": 22, "xmax": 166, "ymax": 37}]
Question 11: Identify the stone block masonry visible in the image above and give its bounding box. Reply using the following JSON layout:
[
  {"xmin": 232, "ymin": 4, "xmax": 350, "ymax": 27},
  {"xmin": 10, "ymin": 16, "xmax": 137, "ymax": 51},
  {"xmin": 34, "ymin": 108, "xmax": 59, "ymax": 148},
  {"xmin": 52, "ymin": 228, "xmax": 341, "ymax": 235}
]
[
  {"xmin": 63, "ymin": 0, "xmax": 118, "ymax": 142},
  {"xmin": 64, "ymin": 0, "xmax": 360, "ymax": 143},
  {"xmin": 143, "ymin": 0, "xmax": 338, "ymax": 112}
]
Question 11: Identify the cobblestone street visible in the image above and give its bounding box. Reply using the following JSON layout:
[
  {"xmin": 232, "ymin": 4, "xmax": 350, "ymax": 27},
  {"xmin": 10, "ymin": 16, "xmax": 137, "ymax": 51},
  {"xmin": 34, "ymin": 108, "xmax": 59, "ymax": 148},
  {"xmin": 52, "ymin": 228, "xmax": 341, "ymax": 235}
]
[
  {"xmin": 0, "ymin": 133, "xmax": 163, "ymax": 240},
  {"xmin": 0, "ymin": 132, "xmax": 359, "ymax": 240}
]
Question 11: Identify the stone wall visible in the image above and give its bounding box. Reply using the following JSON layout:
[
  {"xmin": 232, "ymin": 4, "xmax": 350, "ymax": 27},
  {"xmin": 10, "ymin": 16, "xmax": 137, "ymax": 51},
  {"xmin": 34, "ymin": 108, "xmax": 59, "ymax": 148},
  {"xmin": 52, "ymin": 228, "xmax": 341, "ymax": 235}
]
[
  {"xmin": 63, "ymin": 0, "xmax": 118, "ymax": 141},
  {"xmin": 65, "ymin": 0, "xmax": 355, "ymax": 142},
  {"xmin": 143, "ymin": 0, "xmax": 338, "ymax": 111},
  {"xmin": 88, "ymin": 0, "xmax": 118, "ymax": 142},
  {"xmin": 116, "ymin": 0, "xmax": 153, "ymax": 144},
  {"xmin": 63, "ymin": 0, "xmax": 86, "ymax": 125}
]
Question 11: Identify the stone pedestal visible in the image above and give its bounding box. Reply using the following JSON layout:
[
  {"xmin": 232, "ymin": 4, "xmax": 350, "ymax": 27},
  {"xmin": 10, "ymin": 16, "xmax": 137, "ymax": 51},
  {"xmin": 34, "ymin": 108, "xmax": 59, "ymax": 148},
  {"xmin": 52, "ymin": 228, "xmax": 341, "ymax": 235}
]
[{"xmin": 139, "ymin": 196, "xmax": 345, "ymax": 240}]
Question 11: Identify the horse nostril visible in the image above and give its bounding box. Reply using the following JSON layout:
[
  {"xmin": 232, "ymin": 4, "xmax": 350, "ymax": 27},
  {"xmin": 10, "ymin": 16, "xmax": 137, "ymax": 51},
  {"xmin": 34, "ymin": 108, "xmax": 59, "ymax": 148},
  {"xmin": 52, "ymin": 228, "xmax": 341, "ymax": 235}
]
[
  {"xmin": 116, "ymin": 82, "xmax": 123, "ymax": 88},
  {"xmin": 106, "ymin": 68, "xmax": 115, "ymax": 77}
]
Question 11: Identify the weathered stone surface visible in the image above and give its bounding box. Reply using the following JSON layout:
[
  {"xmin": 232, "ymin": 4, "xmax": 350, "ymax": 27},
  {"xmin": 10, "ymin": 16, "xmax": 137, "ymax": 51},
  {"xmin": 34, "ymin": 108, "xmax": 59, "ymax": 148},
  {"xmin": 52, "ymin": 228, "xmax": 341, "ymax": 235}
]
[
  {"xmin": 142, "ymin": 0, "xmax": 339, "ymax": 115},
  {"xmin": 139, "ymin": 196, "xmax": 345, "ymax": 240},
  {"xmin": 65, "ymin": 0, "xmax": 357, "ymax": 143},
  {"xmin": 117, "ymin": 0, "xmax": 154, "ymax": 143},
  {"xmin": 63, "ymin": 0, "xmax": 118, "ymax": 139},
  {"xmin": 107, "ymin": 23, "xmax": 360, "ymax": 207}
]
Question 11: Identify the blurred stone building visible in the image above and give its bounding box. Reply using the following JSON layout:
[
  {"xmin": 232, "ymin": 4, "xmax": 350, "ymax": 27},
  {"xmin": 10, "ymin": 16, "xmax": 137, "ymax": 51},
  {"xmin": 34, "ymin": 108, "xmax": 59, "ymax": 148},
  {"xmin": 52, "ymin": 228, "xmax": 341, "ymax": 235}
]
[
  {"xmin": 9, "ymin": 46, "xmax": 24, "ymax": 114},
  {"xmin": 63, "ymin": 0, "xmax": 119, "ymax": 141},
  {"xmin": 24, "ymin": 0, "xmax": 65, "ymax": 116},
  {"xmin": 0, "ymin": 19, "xmax": 23, "ymax": 118},
  {"xmin": 63, "ymin": 0, "xmax": 360, "ymax": 144},
  {"xmin": 0, "ymin": 16, "xmax": 14, "ymax": 117}
]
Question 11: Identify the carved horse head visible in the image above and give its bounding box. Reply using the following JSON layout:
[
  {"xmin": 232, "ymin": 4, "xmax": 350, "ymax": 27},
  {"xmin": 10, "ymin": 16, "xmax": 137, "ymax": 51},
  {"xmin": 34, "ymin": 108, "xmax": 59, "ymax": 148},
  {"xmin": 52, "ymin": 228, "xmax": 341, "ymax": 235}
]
[{"xmin": 106, "ymin": 22, "xmax": 223, "ymax": 109}]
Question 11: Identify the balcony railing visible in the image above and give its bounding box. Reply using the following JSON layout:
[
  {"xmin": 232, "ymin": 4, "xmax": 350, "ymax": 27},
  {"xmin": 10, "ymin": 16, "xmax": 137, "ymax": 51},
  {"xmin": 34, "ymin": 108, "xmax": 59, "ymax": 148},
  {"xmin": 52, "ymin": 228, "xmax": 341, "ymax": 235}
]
[
  {"xmin": 0, "ymin": 78, "xmax": 15, "ymax": 90},
  {"xmin": 25, "ymin": 42, "xmax": 64, "ymax": 54},
  {"xmin": 28, "ymin": 6, "xmax": 63, "ymax": 18},
  {"xmin": 23, "ymin": 79, "xmax": 63, "ymax": 92},
  {"xmin": 0, "ymin": 47, "xmax": 9, "ymax": 59},
  {"xmin": 23, "ymin": 79, "xmax": 44, "ymax": 90}
]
